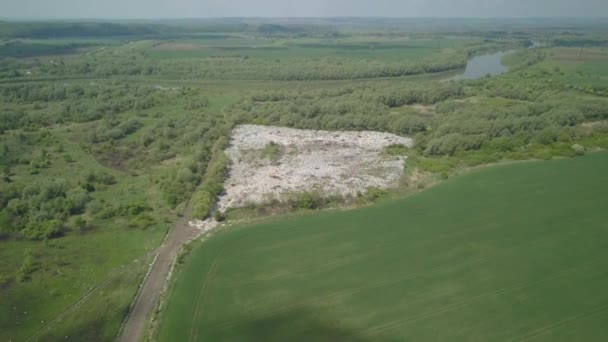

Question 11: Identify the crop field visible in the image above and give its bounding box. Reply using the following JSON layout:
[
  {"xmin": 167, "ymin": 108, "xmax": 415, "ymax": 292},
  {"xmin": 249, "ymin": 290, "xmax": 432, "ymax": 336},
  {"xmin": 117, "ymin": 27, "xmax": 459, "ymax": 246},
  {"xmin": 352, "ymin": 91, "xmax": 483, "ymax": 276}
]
[
  {"xmin": 146, "ymin": 37, "xmax": 462, "ymax": 61},
  {"xmin": 545, "ymin": 47, "xmax": 608, "ymax": 73},
  {"xmin": 157, "ymin": 152, "xmax": 608, "ymax": 341},
  {"xmin": 578, "ymin": 60, "xmax": 608, "ymax": 76}
]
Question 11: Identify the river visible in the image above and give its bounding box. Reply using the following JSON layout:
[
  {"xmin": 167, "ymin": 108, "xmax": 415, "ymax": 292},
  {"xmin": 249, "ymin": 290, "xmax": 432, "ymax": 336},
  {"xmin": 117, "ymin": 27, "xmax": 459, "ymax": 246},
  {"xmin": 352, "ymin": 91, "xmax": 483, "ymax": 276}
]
[
  {"xmin": 447, "ymin": 41, "xmax": 542, "ymax": 81},
  {"xmin": 448, "ymin": 50, "xmax": 513, "ymax": 81}
]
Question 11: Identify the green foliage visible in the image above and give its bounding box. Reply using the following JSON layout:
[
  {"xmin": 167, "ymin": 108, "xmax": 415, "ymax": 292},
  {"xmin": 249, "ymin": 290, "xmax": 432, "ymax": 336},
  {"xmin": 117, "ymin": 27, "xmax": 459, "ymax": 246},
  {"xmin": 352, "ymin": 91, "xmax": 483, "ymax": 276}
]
[
  {"xmin": 294, "ymin": 192, "xmax": 318, "ymax": 210},
  {"xmin": 192, "ymin": 142, "xmax": 231, "ymax": 218},
  {"xmin": 0, "ymin": 41, "xmax": 88, "ymax": 58},
  {"xmin": 128, "ymin": 214, "xmax": 156, "ymax": 230},
  {"xmin": 260, "ymin": 141, "xmax": 282, "ymax": 161},
  {"xmin": 213, "ymin": 211, "xmax": 226, "ymax": 222},
  {"xmin": 572, "ymin": 144, "xmax": 586, "ymax": 155},
  {"xmin": 16, "ymin": 249, "xmax": 37, "ymax": 283},
  {"xmin": 0, "ymin": 22, "xmax": 165, "ymax": 39},
  {"xmin": 0, "ymin": 178, "xmax": 91, "ymax": 240},
  {"xmin": 356, "ymin": 187, "xmax": 390, "ymax": 204},
  {"xmin": 383, "ymin": 144, "xmax": 409, "ymax": 156}
]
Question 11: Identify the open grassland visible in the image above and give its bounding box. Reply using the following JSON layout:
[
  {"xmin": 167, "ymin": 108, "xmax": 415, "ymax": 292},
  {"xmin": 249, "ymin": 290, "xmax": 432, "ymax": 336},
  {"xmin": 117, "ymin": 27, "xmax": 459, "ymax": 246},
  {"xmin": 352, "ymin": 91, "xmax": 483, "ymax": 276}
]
[
  {"xmin": 146, "ymin": 37, "xmax": 462, "ymax": 61},
  {"xmin": 543, "ymin": 47, "xmax": 608, "ymax": 75},
  {"xmin": 0, "ymin": 125, "xmax": 169, "ymax": 341},
  {"xmin": 158, "ymin": 151, "xmax": 608, "ymax": 341},
  {"xmin": 0, "ymin": 82, "xmax": 242, "ymax": 341}
]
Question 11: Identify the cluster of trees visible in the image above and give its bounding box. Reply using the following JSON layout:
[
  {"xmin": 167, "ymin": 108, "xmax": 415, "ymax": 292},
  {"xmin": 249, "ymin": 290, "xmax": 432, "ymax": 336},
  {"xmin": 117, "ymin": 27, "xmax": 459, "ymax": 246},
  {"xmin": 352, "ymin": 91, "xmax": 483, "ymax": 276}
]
[
  {"xmin": 0, "ymin": 83, "xmax": 170, "ymax": 132},
  {"xmin": 417, "ymin": 91, "xmax": 608, "ymax": 159},
  {"xmin": 0, "ymin": 162, "xmax": 160, "ymax": 240},
  {"xmin": 0, "ymin": 179, "xmax": 92, "ymax": 240},
  {"xmin": 230, "ymin": 82, "xmax": 463, "ymax": 135},
  {"xmin": 226, "ymin": 72, "xmax": 608, "ymax": 164},
  {"xmin": 0, "ymin": 41, "xmax": 92, "ymax": 58},
  {"xmin": 192, "ymin": 137, "xmax": 231, "ymax": 218},
  {"xmin": 0, "ymin": 80, "xmax": 226, "ymax": 242},
  {"xmin": 2, "ymin": 51, "xmax": 468, "ymax": 81},
  {"xmin": 0, "ymin": 22, "xmax": 167, "ymax": 39}
]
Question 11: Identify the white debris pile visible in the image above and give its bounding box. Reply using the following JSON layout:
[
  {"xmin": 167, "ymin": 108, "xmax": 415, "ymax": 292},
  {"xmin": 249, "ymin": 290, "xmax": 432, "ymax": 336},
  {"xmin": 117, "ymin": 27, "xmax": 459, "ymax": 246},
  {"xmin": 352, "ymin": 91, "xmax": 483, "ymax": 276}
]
[
  {"xmin": 217, "ymin": 125, "xmax": 413, "ymax": 211},
  {"xmin": 188, "ymin": 218, "xmax": 218, "ymax": 235}
]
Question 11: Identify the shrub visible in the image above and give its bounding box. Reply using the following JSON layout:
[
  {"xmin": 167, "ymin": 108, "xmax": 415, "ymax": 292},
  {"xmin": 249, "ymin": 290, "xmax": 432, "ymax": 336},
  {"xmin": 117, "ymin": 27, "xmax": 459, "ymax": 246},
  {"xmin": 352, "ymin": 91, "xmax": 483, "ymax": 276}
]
[
  {"xmin": 213, "ymin": 211, "xmax": 226, "ymax": 222},
  {"xmin": 16, "ymin": 250, "xmax": 37, "ymax": 283},
  {"xmin": 128, "ymin": 214, "xmax": 155, "ymax": 230},
  {"xmin": 383, "ymin": 144, "xmax": 409, "ymax": 156},
  {"xmin": 22, "ymin": 219, "xmax": 64, "ymax": 240},
  {"xmin": 260, "ymin": 141, "xmax": 282, "ymax": 161},
  {"xmin": 571, "ymin": 144, "xmax": 586, "ymax": 156},
  {"xmin": 296, "ymin": 192, "xmax": 317, "ymax": 210}
]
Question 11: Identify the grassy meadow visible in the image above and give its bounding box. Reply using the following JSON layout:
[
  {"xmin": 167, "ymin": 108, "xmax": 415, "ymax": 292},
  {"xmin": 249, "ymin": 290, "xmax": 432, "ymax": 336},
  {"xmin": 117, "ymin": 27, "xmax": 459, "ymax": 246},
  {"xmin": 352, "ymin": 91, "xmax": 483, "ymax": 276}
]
[
  {"xmin": 146, "ymin": 37, "xmax": 463, "ymax": 61},
  {"xmin": 0, "ymin": 81, "xmax": 242, "ymax": 341},
  {"xmin": 157, "ymin": 151, "xmax": 608, "ymax": 341}
]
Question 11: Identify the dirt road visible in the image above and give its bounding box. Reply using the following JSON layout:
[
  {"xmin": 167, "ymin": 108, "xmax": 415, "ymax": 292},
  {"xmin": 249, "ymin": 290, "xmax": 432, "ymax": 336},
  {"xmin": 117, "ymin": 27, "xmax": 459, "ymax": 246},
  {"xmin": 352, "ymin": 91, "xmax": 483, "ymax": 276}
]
[{"xmin": 117, "ymin": 214, "xmax": 202, "ymax": 342}]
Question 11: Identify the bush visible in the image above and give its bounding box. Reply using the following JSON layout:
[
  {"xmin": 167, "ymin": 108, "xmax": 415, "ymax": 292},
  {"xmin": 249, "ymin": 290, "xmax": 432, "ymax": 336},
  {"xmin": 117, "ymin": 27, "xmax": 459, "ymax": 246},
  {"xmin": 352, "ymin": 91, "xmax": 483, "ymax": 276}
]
[
  {"xmin": 192, "ymin": 146, "xmax": 231, "ymax": 218},
  {"xmin": 128, "ymin": 214, "xmax": 155, "ymax": 230},
  {"xmin": 261, "ymin": 141, "xmax": 282, "ymax": 161},
  {"xmin": 356, "ymin": 187, "xmax": 390, "ymax": 205},
  {"xmin": 213, "ymin": 211, "xmax": 226, "ymax": 222},
  {"xmin": 72, "ymin": 217, "xmax": 89, "ymax": 233},
  {"xmin": 16, "ymin": 250, "xmax": 37, "ymax": 283},
  {"xmin": 86, "ymin": 200, "xmax": 103, "ymax": 215},
  {"xmin": 571, "ymin": 144, "xmax": 586, "ymax": 156},
  {"xmin": 295, "ymin": 192, "xmax": 317, "ymax": 210},
  {"xmin": 119, "ymin": 201, "xmax": 151, "ymax": 216},
  {"xmin": 192, "ymin": 191, "xmax": 213, "ymax": 218},
  {"xmin": 383, "ymin": 144, "xmax": 409, "ymax": 156},
  {"xmin": 22, "ymin": 219, "xmax": 64, "ymax": 240}
]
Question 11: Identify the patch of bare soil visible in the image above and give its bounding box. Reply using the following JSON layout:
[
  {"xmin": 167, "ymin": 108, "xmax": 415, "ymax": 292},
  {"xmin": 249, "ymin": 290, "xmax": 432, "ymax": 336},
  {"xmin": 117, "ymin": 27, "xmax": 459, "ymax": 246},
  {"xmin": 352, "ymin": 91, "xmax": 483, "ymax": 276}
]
[{"xmin": 218, "ymin": 125, "xmax": 413, "ymax": 211}]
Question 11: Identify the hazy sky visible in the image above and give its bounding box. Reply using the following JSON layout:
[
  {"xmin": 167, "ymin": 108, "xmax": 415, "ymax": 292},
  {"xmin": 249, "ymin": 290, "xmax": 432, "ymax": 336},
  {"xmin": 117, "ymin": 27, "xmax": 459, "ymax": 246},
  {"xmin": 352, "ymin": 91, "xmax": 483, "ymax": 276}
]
[{"xmin": 2, "ymin": 0, "xmax": 607, "ymax": 19}]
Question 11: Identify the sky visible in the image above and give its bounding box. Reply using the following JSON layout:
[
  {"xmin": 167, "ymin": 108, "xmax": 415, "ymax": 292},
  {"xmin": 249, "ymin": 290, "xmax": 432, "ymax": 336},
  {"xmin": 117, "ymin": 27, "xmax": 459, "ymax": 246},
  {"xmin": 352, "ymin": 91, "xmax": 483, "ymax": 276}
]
[{"xmin": 1, "ymin": 0, "xmax": 607, "ymax": 19}]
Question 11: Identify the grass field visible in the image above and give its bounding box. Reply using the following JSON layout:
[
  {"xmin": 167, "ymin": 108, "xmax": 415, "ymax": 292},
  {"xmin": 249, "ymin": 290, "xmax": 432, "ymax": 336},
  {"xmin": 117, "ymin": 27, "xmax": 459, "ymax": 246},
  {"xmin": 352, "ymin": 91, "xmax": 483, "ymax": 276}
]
[
  {"xmin": 545, "ymin": 47, "xmax": 608, "ymax": 74},
  {"xmin": 157, "ymin": 151, "xmax": 608, "ymax": 341},
  {"xmin": 146, "ymin": 37, "xmax": 461, "ymax": 61},
  {"xmin": 0, "ymin": 126, "xmax": 169, "ymax": 341},
  {"xmin": 0, "ymin": 81, "xmax": 249, "ymax": 341}
]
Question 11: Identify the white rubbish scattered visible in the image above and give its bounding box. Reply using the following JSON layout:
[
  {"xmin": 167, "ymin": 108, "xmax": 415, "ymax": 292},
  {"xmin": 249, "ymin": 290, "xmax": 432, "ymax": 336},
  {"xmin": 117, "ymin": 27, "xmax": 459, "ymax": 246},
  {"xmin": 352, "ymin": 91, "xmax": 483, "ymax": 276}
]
[
  {"xmin": 218, "ymin": 125, "xmax": 413, "ymax": 211},
  {"xmin": 188, "ymin": 218, "xmax": 218, "ymax": 234}
]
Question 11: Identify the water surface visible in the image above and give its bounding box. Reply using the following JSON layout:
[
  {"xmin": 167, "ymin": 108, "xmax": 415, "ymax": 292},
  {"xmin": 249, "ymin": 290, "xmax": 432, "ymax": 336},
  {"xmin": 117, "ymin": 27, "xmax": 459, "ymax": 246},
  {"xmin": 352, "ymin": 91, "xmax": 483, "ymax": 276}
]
[{"xmin": 449, "ymin": 50, "xmax": 512, "ymax": 81}]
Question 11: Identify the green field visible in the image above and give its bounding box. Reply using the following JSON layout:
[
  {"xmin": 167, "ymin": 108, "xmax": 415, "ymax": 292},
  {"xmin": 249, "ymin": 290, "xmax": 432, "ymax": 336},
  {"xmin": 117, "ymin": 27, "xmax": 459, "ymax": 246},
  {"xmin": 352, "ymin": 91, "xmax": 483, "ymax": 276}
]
[
  {"xmin": 146, "ymin": 37, "xmax": 461, "ymax": 61},
  {"xmin": 158, "ymin": 152, "xmax": 608, "ymax": 341}
]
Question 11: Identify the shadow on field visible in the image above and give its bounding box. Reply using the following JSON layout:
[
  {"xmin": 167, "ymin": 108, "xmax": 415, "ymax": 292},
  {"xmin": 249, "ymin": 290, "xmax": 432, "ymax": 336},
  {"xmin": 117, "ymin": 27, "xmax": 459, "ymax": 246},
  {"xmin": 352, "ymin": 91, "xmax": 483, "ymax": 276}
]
[{"xmin": 210, "ymin": 307, "xmax": 395, "ymax": 342}]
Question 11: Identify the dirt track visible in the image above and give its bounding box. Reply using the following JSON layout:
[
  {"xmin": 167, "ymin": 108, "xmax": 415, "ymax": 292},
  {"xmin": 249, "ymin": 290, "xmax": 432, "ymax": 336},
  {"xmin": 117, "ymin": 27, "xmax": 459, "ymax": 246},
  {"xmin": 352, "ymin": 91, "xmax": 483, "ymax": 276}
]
[{"xmin": 117, "ymin": 213, "xmax": 202, "ymax": 342}]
